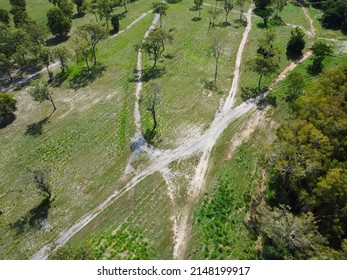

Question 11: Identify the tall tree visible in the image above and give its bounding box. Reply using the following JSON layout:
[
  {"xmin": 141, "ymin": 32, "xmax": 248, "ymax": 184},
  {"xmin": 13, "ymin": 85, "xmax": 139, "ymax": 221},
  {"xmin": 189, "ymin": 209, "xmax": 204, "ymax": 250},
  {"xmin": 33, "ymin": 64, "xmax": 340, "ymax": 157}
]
[
  {"xmin": 77, "ymin": 23, "xmax": 108, "ymax": 66},
  {"xmin": 152, "ymin": 2, "xmax": 168, "ymax": 28},
  {"xmin": 57, "ymin": 0, "xmax": 74, "ymax": 20},
  {"xmin": 0, "ymin": 54, "xmax": 13, "ymax": 80},
  {"xmin": 140, "ymin": 28, "xmax": 173, "ymax": 69},
  {"xmin": 286, "ymin": 27, "xmax": 306, "ymax": 59},
  {"xmin": 273, "ymin": 0, "xmax": 287, "ymax": 19},
  {"xmin": 0, "ymin": 9, "xmax": 10, "ymax": 26},
  {"xmin": 0, "ymin": 92, "xmax": 17, "ymax": 123},
  {"xmin": 194, "ymin": 0, "xmax": 203, "ymax": 18},
  {"xmin": 97, "ymin": 0, "xmax": 113, "ymax": 29},
  {"xmin": 147, "ymin": 83, "xmax": 160, "ymax": 133},
  {"xmin": 73, "ymin": 0, "xmax": 86, "ymax": 15},
  {"xmin": 29, "ymin": 80, "xmax": 56, "ymax": 112},
  {"xmin": 9, "ymin": 0, "xmax": 29, "ymax": 28},
  {"xmin": 47, "ymin": 7, "xmax": 71, "ymax": 37},
  {"xmin": 254, "ymin": 0, "xmax": 273, "ymax": 27},
  {"xmin": 52, "ymin": 46, "xmax": 71, "ymax": 73},
  {"xmin": 119, "ymin": 0, "xmax": 128, "ymax": 13},
  {"xmin": 248, "ymin": 31, "xmax": 279, "ymax": 90},
  {"xmin": 210, "ymin": 31, "xmax": 225, "ymax": 83},
  {"xmin": 310, "ymin": 42, "xmax": 333, "ymax": 72},
  {"xmin": 223, "ymin": 0, "xmax": 233, "ymax": 24},
  {"xmin": 236, "ymin": 0, "xmax": 247, "ymax": 20}
]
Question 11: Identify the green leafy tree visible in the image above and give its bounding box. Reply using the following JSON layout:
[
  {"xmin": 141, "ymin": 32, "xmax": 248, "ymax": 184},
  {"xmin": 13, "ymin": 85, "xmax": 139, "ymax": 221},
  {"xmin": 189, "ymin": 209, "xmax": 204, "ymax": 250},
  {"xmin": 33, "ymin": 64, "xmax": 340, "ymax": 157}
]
[
  {"xmin": 223, "ymin": 0, "xmax": 233, "ymax": 23},
  {"xmin": 0, "ymin": 9, "xmax": 10, "ymax": 26},
  {"xmin": 119, "ymin": 0, "xmax": 128, "ymax": 13},
  {"xmin": 29, "ymin": 80, "xmax": 56, "ymax": 112},
  {"xmin": 9, "ymin": 6, "xmax": 29, "ymax": 28},
  {"xmin": 210, "ymin": 31, "xmax": 225, "ymax": 83},
  {"xmin": 0, "ymin": 54, "xmax": 13, "ymax": 80},
  {"xmin": 97, "ymin": 0, "xmax": 113, "ymax": 28},
  {"xmin": 140, "ymin": 28, "xmax": 173, "ymax": 69},
  {"xmin": 47, "ymin": 7, "xmax": 71, "ymax": 37},
  {"xmin": 146, "ymin": 82, "xmax": 160, "ymax": 133},
  {"xmin": 78, "ymin": 23, "xmax": 108, "ymax": 66},
  {"xmin": 285, "ymin": 72, "xmax": 304, "ymax": 102},
  {"xmin": 38, "ymin": 48, "xmax": 55, "ymax": 79},
  {"xmin": 273, "ymin": 0, "xmax": 287, "ymax": 19},
  {"xmin": 0, "ymin": 92, "xmax": 17, "ymax": 118},
  {"xmin": 258, "ymin": 205, "xmax": 328, "ymax": 259},
  {"xmin": 286, "ymin": 27, "xmax": 306, "ymax": 58},
  {"xmin": 57, "ymin": 0, "xmax": 74, "ymax": 20},
  {"xmin": 236, "ymin": 0, "xmax": 247, "ymax": 20},
  {"xmin": 22, "ymin": 22, "xmax": 48, "ymax": 45},
  {"xmin": 73, "ymin": 0, "xmax": 86, "ymax": 15},
  {"xmin": 254, "ymin": 0, "xmax": 273, "ymax": 27},
  {"xmin": 152, "ymin": 2, "xmax": 168, "ymax": 28},
  {"xmin": 194, "ymin": 0, "xmax": 203, "ymax": 18},
  {"xmin": 248, "ymin": 31, "xmax": 279, "ymax": 90},
  {"xmin": 208, "ymin": 8, "xmax": 222, "ymax": 29},
  {"xmin": 52, "ymin": 46, "xmax": 71, "ymax": 72},
  {"xmin": 310, "ymin": 42, "xmax": 333, "ymax": 72}
]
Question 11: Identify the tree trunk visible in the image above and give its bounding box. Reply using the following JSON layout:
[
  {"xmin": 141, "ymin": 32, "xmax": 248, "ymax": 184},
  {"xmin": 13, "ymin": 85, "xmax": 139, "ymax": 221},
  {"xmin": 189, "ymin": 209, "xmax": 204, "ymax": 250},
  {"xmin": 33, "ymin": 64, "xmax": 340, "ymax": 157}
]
[
  {"xmin": 147, "ymin": 107, "xmax": 157, "ymax": 132},
  {"xmin": 160, "ymin": 15, "xmax": 162, "ymax": 28},
  {"xmin": 214, "ymin": 57, "xmax": 219, "ymax": 83},
  {"xmin": 124, "ymin": 1, "xmax": 127, "ymax": 12},
  {"xmin": 85, "ymin": 56, "xmax": 90, "ymax": 71},
  {"xmin": 225, "ymin": 11, "xmax": 229, "ymax": 23},
  {"xmin": 199, "ymin": 6, "xmax": 201, "ymax": 18},
  {"xmin": 48, "ymin": 93, "xmax": 56, "ymax": 112},
  {"xmin": 258, "ymin": 73, "xmax": 263, "ymax": 90}
]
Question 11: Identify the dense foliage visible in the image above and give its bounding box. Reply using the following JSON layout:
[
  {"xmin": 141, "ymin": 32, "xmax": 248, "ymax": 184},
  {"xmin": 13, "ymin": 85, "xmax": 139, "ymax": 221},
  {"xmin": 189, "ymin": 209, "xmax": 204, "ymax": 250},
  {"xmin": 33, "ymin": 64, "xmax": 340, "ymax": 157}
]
[{"xmin": 255, "ymin": 64, "xmax": 347, "ymax": 259}]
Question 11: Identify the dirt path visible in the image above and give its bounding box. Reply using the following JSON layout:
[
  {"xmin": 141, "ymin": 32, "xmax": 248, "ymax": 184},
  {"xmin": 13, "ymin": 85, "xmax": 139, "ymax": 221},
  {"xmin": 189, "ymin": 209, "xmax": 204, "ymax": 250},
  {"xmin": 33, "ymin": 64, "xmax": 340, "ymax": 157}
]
[{"xmin": 32, "ymin": 3, "xmax": 318, "ymax": 260}]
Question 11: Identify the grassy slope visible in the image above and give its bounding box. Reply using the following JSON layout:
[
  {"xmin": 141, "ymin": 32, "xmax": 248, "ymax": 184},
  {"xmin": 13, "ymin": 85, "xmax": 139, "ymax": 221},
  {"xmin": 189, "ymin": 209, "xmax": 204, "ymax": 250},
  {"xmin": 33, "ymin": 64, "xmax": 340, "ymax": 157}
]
[
  {"xmin": 140, "ymin": 0, "xmax": 245, "ymax": 149},
  {"xmin": 188, "ymin": 2, "xmax": 347, "ymax": 260},
  {"xmin": 0, "ymin": 1, "xmax": 154, "ymax": 259}
]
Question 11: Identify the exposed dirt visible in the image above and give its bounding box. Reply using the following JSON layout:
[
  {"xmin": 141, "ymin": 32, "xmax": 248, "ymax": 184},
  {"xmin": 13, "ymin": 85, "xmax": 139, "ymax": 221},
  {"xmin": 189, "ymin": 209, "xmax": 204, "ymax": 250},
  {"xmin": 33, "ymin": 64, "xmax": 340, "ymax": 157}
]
[{"xmin": 32, "ymin": 3, "xmax": 319, "ymax": 260}]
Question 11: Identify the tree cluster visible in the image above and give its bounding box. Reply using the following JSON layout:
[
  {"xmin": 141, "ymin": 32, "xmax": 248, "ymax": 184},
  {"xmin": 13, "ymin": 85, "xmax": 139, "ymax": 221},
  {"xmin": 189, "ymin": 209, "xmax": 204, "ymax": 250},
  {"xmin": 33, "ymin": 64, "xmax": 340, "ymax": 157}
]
[{"xmin": 255, "ymin": 64, "xmax": 347, "ymax": 259}]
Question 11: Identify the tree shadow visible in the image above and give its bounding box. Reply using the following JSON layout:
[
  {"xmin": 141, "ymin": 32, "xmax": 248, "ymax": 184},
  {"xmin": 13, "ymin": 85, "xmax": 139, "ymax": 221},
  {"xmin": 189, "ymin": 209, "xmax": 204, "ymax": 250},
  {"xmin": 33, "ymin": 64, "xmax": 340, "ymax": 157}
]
[
  {"xmin": 9, "ymin": 197, "xmax": 51, "ymax": 235},
  {"xmin": 69, "ymin": 64, "xmax": 106, "ymax": 90},
  {"xmin": 256, "ymin": 22, "xmax": 268, "ymax": 29},
  {"xmin": 163, "ymin": 53, "xmax": 174, "ymax": 59},
  {"xmin": 215, "ymin": 21, "xmax": 231, "ymax": 28},
  {"xmin": 45, "ymin": 35, "xmax": 70, "ymax": 47},
  {"xmin": 234, "ymin": 18, "xmax": 247, "ymax": 28},
  {"xmin": 306, "ymin": 63, "xmax": 322, "ymax": 76},
  {"xmin": 24, "ymin": 117, "xmax": 49, "ymax": 136},
  {"xmin": 269, "ymin": 17, "xmax": 285, "ymax": 26},
  {"xmin": 192, "ymin": 17, "xmax": 202, "ymax": 22},
  {"xmin": 72, "ymin": 12, "xmax": 85, "ymax": 19},
  {"xmin": 241, "ymin": 86, "xmax": 262, "ymax": 101},
  {"xmin": 0, "ymin": 113, "xmax": 16, "ymax": 129},
  {"xmin": 143, "ymin": 128, "xmax": 157, "ymax": 145},
  {"xmin": 50, "ymin": 70, "xmax": 69, "ymax": 88},
  {"xmin": 142, "ymin": 67, "xmax": 166, "ymax": 82}
]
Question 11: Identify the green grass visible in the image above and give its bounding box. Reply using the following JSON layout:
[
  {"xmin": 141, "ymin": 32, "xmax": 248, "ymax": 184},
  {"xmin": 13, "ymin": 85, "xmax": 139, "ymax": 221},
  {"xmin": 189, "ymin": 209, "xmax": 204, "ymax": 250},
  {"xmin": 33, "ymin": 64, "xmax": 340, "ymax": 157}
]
[{"xmin": 139, "ymin": 0, "xmax": 246, "ymax": 149}]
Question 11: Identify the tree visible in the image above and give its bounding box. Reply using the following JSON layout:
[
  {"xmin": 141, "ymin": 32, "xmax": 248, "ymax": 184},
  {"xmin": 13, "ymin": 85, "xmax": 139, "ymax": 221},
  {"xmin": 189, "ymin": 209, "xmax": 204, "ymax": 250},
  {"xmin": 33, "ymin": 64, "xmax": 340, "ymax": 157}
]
[
  {"xmin": 47, "ymin": 7, "xmax": 71, "ymax": 37},
  {"xmin": 254, "ymin": 0, "xmax": 273, "ymax": 27},
  {"xmin": 321, "ymin": 0, "xmax": 347, "ymax": 30},
  {"xmin": 0, "ymin": 92, "xmax": 17, "ymax": 120},
  {"xmin": 286, "ymin": 27, "xmax": 305, "ymax": 59},
  {"xmin": 77, "ymin": 23, "xmax": 108, "ymax": 66},
  {"xmin": 223, "ymin": 0, "xmax": 233, "ymax": 24},
  {"xmin": 310, "ymin": 42, "xmax": 333, "ymax": 72},
  {"xmin": 194, "ymin": 0, "xmax": 203, "ymax": 18},
  {"xmin": 141, "ymin": 28, "xmax": 173, "ymax": 69},
  {"xmin": 29, "ymin": 80, "xmax": 56, "ymax": 112},
  {"xmin": 9, "ymin": 5, "xmax": 29, "ymax": 28},
  {"xmin": 273, "ymin": 0, "xmax": 288, "ymax": 19},
  {"xmin": 286, "ymin": 72, "xmax": 304, "ymax": 101},
  {"xmin": 146, "ymin": 83, "xmax": 160, "ymax": 133},
  {"xmin": 257, "ymin": 205, "xmax": 328, "ymax": 259},
  {"xmin": 210, "ymin": 31, "xmax": 225, "ymax": 83},
  {"xmin": 57, "ymin": 0, "xmax": 74, "ymax": 20},
  {"xmin": 97, "ymin": 0, "xmax": 113, "ymax": 29},
  {"xmin": 236, "ymin": 0, "xmax": 247, "ymax": 20},
  {"xmin": 152, "ymin": 2, "xmax": 168, "ymax": 28},
  {"xmin": 0, "ymin": 9, "xmax": 10, "ymax": 26},
  {"xmin": 38, "ymin": 49, "xmax": 55, "ymax": 79},
  {"xmin": 73, "ymin": 0, "xmax": 86, "ymax": 15},
  {"xmin": 119, "ymin": 0, "xmax": 128, "ymax": 13},
  {"xmin": 208, "ymin": 8, "xmax": 222, "ymax": 29},
  {"xmin": 248, "ymin": 31, "xmax": 279, "ymax": 90},
  {"xmin": 111, "ymin": 14, "xmax": 120, "ymax": 33},
  {"xmin": 22, "ymin": 22, "xmax": 48, "ymax": 45},
  {"xmin": 52, "ymin": 46, "xmax": 71, "ymax": 72},
  {"xmin": 0, "ymin": 54, "xmax": 13, "ymax": 80}
]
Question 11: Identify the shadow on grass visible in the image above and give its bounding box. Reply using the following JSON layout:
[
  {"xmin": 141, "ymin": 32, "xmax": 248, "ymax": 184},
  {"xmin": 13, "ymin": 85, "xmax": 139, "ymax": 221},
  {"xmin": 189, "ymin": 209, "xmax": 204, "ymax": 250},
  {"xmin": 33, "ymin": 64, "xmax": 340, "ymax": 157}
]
[
  {"xmin": 143, "ymin": 129, "xmax": 157, "ymax": 145},
  {"xmin": 45, "ymin": 35, "xmax": 70, "ymax": 47},
  {"xmin": 234, "ymin": 18, "xmax": 247, "ymax": 28},
  {"xmin": 192, "ymin": 17, "xmax": 202, "ymax": 22},
  {"xmin": 0, "ymin": 113, "xmax": 16, "ymax": 129},
  {"xmin": 286, "ymin": 49, "xmax": 303, "ymax": 61},
  {"xmin": 241, "ymin": 86, "xmax": 264, "ymax": 101},
  {"xmin": 25, "ymin": 117, "xmax": 50, "ymax": 136},
  {"xmin": 50, "ymin": 70, "xmax": 69, "ymax": 88},
  {"xmin": 201, "ymin": 78, "xmax": 224, "ymax": 94},
  {"xmin": 9, "ymin": 197, "xmax": 51, "ymax": 235},
  {"xmin": 306, "ymin": 63, "xmax": 323, "ymax": 76},
  {"xmin": 69, "ymin": 64, "xmax": 106, "ymax": 90}
]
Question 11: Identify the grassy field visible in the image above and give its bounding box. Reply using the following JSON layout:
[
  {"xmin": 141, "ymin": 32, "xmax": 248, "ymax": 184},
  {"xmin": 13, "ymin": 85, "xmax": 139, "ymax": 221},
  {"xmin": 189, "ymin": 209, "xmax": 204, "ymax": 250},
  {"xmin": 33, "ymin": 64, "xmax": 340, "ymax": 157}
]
[{"xmin": 0, "ymin": 0, "xmax": 346, "ymax": 260}]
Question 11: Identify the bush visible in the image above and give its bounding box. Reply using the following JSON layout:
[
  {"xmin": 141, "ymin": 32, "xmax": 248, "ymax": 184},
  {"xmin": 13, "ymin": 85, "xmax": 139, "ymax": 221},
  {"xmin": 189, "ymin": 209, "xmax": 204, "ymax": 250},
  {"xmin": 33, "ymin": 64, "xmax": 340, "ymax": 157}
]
[{"xmin": 0, "ymin": 92, "xmax": 17, "ymax": 127}]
